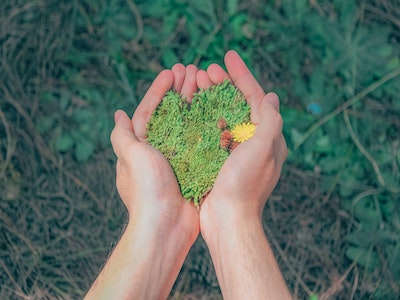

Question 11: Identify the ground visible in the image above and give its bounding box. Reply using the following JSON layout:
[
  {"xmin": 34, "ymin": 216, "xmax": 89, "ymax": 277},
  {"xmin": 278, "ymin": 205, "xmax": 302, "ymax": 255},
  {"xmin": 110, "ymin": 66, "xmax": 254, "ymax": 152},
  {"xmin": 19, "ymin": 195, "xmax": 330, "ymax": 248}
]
[{"xmin": 1, "ymin": 0, "xmax": 399, "ymax": 299}]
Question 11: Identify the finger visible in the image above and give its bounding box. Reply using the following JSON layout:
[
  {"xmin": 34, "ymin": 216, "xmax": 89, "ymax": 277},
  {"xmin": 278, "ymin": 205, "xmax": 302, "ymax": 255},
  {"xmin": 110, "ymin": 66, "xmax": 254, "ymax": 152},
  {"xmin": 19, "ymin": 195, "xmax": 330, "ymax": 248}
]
[
  {"xmin": 181, "ymin": 64, "xmax": 198, "ymax": 102},
  {"xmin": 249, "ymin": 92, "xmax": 280, "ymax": 128},
  {"xmin": 206, "ymin": 63, "xmax": 230, "ymax": 84},
  {"xmin": 241, "ymin": 96, "xmax": 286, "ymax": 186},
  {"xmin": 110, "ymin": 110, "xmax": 139, "ymax": 160},
  {"xmin": 171, "ymin": 63, "xmax": 186, "ymax": 92},
  {"xmin": 196, "ymin": 69, "xmax": 213, "ymax": 90},
  {"xmin": 254, "ymin": 94, "xmax": 284, "ymax": 143},
  {"xmin": 224, "ymin": 50, "xmax": 265, "ymax": 116},
  {"xmin": 132, "ymin": 69, "xmax": 174, "ymax": 141},
  {"xmin": 279, "ymin": 133, "xmax": 288, "ymax": 165},
  {"xmin": 265, "ymin": 92, "xmax": 280, "ymax": 111}
]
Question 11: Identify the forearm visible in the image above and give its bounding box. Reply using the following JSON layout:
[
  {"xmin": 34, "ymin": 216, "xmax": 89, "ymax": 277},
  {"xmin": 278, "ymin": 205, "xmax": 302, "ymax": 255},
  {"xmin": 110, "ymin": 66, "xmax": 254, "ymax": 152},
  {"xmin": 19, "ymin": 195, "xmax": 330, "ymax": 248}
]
[
  {"xmin": 85, "ymin": 219, "xmax": 194, "ymax": 300},
  {"xmin": 203, "ymin": 215, "xmax": 292, "ymax": 300}
]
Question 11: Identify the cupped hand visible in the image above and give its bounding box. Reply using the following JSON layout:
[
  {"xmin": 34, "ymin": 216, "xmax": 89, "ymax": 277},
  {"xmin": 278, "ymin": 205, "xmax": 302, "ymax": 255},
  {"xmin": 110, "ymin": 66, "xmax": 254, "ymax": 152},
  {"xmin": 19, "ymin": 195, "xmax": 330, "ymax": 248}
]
[
  {"xmin": 110, "ymin": 65, "xmax": 199, "ymax": 241},
  {"xmin": 198, "ymin": 50, "xmax": 288, "ymax": 227}
]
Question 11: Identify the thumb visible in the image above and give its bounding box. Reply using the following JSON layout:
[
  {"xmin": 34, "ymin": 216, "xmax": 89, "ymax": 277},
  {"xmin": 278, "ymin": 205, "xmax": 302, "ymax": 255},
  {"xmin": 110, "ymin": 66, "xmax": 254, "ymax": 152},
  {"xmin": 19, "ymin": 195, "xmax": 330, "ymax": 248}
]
[
  {"xmin": 264, "ymin": 92, "xmax": 280, "ymax": 111},
  {"xmin": 256, "ymin": 93, "xmax": 283, "ymax": 138},
  {"xmin": 254, "ymin": 93, "xmax": 288, "ymax": 164},
  {"xmin": 110, "ymin": 110, "xmax": 140, "ymax": 159}
]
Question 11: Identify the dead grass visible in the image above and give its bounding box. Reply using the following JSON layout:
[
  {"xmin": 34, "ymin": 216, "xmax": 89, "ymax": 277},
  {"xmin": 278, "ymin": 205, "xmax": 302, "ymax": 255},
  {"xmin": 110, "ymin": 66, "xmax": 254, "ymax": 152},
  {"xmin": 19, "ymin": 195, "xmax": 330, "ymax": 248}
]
[{"xmin": 1, "ymin": 0, "xmax": 399, "ymax": 299}]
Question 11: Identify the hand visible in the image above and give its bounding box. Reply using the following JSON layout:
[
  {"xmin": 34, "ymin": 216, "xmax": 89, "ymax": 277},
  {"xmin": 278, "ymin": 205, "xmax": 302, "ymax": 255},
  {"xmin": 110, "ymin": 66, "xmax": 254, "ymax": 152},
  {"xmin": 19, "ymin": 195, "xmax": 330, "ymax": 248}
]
[
  {"xmin": 111, "ymin": 66, "xmax": 199, "ymax": 239},
  {"xmin": 198, "ymin": 50, "xmax": 287, "ymax": 225},
  {"xmin": 85, "ymin": 66, "xmax": 201, "ymax": 300},
  {"xmin": 196, "ymin": 50, "xmax": 291, "ymax": 300}
]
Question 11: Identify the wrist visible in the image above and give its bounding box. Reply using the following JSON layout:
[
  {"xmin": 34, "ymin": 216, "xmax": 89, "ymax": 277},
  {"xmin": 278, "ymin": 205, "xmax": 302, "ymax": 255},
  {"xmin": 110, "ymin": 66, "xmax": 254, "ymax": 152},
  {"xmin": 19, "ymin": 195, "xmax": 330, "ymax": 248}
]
[
  {"xmin": 126, "ymin": 210, "xmax": 198, "ymax": 251},
  {"xmin": 126, "ymin": 196, "xmax": 199, "ymax": 247},
  {"xmin": 201, "ymin": 211, "xmax": 264, "ymax": 252},
  {"xmin": 200, "ymin": 195, "xmax": 263, "ymax": 245},
  {"xmin": 200, "ymin": 203, "xmax": 292, "ymax": 300},
  {"xmin": 115, "ymin": 212, "xmax": 197, "ymax": 299}
]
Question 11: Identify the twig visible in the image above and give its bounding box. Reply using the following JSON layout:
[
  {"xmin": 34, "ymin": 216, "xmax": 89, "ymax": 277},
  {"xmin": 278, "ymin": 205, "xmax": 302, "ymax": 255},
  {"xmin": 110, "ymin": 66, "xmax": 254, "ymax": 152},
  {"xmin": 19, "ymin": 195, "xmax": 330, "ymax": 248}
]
[
  {"xmin": 343, "ymin": 110, "xmax": 386, "ymax": 188},
  {"xmin": 364, "ymin": 4, "xmax": 400, "ymax": 29},
  {"xmin": 0, "ymin": 209, "xmax": 38, "ymax": 256},
  {"xmin": 319, "ymin": 261, "xmax": 357, "ymax": 300},
  {"xmin": 0, "ymin": 258, "xmax": 24, "ymax": 297},
  {"xmin": 126, "ymin": 0, "xmax": 144, "ymax": 43},
  {"xmin": 349, "ymin": 267, "xmax": 359, "ymax": 299},
  {"xmin": 351, "ymin": 189, "xmax": 378, "ymax": 209},
  {"xmin": 0, "ymin": 107, "xmax": 12, "ymax": 178},
  {"xmin": 294, "ymin": 67, "xmax": 400, "ymax": 150}
]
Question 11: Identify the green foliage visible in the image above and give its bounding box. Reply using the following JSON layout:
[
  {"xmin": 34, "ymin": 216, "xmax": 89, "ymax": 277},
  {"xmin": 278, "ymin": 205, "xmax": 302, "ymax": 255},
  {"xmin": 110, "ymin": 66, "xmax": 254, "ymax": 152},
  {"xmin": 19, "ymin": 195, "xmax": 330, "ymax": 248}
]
[
  {"xmin": 29, "ymin": 0, "xmax": 399, "ymax": 296},
  {"xmin": 38, "ymin": 86, "xmax": 122, "ymax": 162},
  {"xmin": 147, "ymin": 81, "xmax": 250, "ymax": 206},
  {"xmin": 36, "ymin": 0, "xmax": 265, "ymax": 162},
  {"xmin": 259, "ymin": 0, "xmax": 400, "ymax": 294},
  {"xmin": 36, "ymin": 0, "xmax": 142, "ymax": 162},
  {"xmin": 136, "ymin": 0, "xmax": 258, "ymax": 68}
]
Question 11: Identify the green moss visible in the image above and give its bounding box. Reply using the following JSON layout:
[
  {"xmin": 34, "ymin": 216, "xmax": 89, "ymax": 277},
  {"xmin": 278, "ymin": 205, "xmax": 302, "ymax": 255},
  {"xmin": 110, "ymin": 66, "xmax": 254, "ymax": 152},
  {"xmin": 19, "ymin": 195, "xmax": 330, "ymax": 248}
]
[{"xmin": 147, "ymin": 81, "xmax": 250, "ymax": 207}]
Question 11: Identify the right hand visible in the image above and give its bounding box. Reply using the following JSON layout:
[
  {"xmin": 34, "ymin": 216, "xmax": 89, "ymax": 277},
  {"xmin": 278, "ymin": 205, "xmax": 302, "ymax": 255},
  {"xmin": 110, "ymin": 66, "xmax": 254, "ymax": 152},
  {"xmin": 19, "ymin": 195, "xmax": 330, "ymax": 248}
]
[{"xmin": 198, "ymin": 50, "xmax": 288, "ymax": 231}]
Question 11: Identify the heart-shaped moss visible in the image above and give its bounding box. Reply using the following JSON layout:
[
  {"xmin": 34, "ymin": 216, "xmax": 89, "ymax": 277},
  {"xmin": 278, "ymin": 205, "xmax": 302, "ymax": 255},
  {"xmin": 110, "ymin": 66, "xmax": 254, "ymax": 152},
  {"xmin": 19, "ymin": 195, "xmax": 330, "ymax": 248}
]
[{"xmin": 147, "ymin": 81, "xmax": 252, "ymax": 207}]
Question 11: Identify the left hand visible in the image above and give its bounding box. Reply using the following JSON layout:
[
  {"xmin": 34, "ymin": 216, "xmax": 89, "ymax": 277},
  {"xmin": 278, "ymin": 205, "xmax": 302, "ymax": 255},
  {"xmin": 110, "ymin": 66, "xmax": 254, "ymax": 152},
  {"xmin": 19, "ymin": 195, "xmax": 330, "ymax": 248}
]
[
  {"xmin": 85, "ymin": 66, "xmax": 201, "ymax": 300},
  {"xmin": 110, "ymin": 65, "xmax": 200, "ymax": 240}
]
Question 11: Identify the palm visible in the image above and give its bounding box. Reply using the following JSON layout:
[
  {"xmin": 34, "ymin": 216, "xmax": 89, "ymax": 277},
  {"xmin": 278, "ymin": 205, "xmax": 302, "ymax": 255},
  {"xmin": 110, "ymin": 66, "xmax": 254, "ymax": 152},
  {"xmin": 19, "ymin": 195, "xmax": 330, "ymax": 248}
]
[
  {"xmin": 128, "ymin": 64, "xmax": 200, "ymax": 235},
  {"xmin": 198, "ymin": 50, "xmax": 287, "ymax": 221}
]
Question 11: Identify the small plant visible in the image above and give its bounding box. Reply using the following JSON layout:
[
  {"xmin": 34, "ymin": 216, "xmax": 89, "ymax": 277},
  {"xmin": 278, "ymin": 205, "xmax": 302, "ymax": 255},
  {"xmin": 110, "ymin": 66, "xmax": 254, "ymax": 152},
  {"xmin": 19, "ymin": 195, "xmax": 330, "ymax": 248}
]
[{"xmin": 147, "ymin": 81, "xmax": 253, "ymax": 207}]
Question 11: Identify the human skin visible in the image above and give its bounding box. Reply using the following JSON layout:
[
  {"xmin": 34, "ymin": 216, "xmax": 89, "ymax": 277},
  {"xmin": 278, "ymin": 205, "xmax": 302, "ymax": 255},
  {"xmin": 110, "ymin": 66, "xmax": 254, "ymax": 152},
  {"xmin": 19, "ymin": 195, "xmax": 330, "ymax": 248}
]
[
  {"xmin": 197, "ymin": 50, "xmax": 292, "ymax": 300},
  {"xmin": 84, "ymin": 65, "xmax": 200, "ymax": 300},
  {"xmin": 85, "ymin": 50, "xmax": 292, "ymax": 299}
]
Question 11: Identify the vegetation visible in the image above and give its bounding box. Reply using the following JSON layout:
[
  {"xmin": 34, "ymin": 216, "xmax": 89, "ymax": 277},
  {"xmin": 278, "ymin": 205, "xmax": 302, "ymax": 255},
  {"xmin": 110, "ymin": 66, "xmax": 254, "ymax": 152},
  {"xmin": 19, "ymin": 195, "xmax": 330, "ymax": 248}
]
[
  {"xmin": 1, "ymin": 0, "xmax": 399, "ymax": 299},
  {"xmin": 148, "ymin": 81, "xmax": 250, "ymax": 207}
]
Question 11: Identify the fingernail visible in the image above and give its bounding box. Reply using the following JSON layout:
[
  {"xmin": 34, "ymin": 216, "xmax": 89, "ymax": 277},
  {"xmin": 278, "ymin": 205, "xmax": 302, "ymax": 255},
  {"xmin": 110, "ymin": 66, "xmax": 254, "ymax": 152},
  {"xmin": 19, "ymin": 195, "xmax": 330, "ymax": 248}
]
[
  {"xmin": 266, "ymin": 92, "xmax": 280, "ymax": 111},
  {"xmin": 114, "ymin": 110, "xmax": 122, "ymax": 123}
]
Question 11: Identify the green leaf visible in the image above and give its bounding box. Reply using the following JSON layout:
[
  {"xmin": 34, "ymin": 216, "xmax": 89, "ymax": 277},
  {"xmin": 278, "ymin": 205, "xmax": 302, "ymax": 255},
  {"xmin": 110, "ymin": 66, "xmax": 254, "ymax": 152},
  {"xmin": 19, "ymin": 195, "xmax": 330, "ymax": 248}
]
[
  {"xmin": 397, "ymin": 147, "xmax": 400, "ymax": 164},
  {"xmin": 379, "ymin": 197, "xmax": 395, "ymax": 219},
  {"xmin": 55, "ymin": 133, "xmax": 74, "ymax": 152},
  {"xmin": 374, "ymin": 45, "xmax": 392, "ymax": 58},
  {"xmin": 226, "ymin": 0, "xmax": 238, "ymax": 17},
  {"xmin": 189, "ymin": 0, "xmax": 216, "ymax": 23},
  {"xmin": 59, "ymin": 93, "xmax": 70, "ymax": 110},
  {"xmin": 295, "ymin": 0, "xmax": 308, "ymax": 15},
  {"xmin": 387, "ymin": 57, "xmax": 400, "ymax": 70},
  {"xmin": 75, "ymin": 138, "xmax": 95, "ymax": 162},
  {"xmin": 293, "ymin": 77, "xmax": 307, "ymax": 98},
  {"xmin": 344, "ymin": 229, "xmax": 382, "ymax": 248},
  {"xmin": 309, "ymin": 68, "xmax": 325, "ymax": 98},
  {"xmin": 36, "ymin": 116, "xmax": 56, "ymax": 134},
  {"xmin": 186, "ymin": 19, "xmax": 202, "ymax": 46},
  {"xmin": 73, "ymin": 109, "xmax": 93, "ymax": 123},
  {"xmin": 289, "ymin": 128, "xmax": 303, "ymax": 148},
  {"xmin": 339, "ymin": 185, "xmax": 354, "ymax": 198},
  {"xmin": 314, "ymin": 135, "xmax": 330, "ymax": 153},
  {"xmin": 162, "ymin": 48, "xmax": 179, "ymax": 68},
  {"xmin": 345, "ymin": 246, "xmax": 379, "ymax": 270},
  {"xmin": 353, "ymin": 197, "xmax": 381, "ymax": 226}
]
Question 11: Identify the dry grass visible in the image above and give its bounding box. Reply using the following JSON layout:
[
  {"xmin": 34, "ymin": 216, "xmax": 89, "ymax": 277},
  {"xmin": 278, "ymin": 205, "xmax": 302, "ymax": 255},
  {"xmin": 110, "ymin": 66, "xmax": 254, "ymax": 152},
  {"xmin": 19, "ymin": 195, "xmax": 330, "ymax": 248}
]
[{"xmin": 1, "ymin": 0, "xmax": 399, "ymax": 299}]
